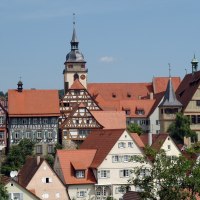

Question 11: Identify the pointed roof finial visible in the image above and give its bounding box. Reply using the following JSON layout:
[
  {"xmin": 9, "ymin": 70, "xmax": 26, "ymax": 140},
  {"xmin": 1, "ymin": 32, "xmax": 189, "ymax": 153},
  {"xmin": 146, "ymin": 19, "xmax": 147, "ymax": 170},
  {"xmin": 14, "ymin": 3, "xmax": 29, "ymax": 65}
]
[{"xmin": 168, "ymin": 63, "xmax": 171, "ymax": 78}]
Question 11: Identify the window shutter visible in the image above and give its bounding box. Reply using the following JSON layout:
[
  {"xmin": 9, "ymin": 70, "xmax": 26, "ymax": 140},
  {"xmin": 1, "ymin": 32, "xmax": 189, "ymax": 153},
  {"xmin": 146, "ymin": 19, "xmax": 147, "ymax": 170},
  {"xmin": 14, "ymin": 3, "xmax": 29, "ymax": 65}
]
[
  {"xmin": 128, "ymin": 170, "xmax": 130, "ymax": 177},
  {"xmin": 107, "ymin": 170, "xmax": 110, "ymax": 178},
  {"xmin": 112, "ymin": 156, "xmax": 115, "ymax": 162},
  {"xmin": 42, "ymin": 177, "xmax": 45, "ymax": 183},
  {"xmin": 120, "ymin": 155, "xmax": 123, "ymax": 162},
  {"xmin": 20, "ymin": 193, "xmax": 23, "ymax": 199},
  {"xmin": 77, "ymin": 192, "xmax": 80, "ymax": 198},
  {"xmin": 49, "ymin": 178, "xmax": 52, "ymax": 183},
  {"xmin": 115, "ymin": 187, "xmax": 119, "ymax": 194},
  {"xmin": 98, "ymin": 171, "xmax": 100, "ymax": 179},
  {"xmin": 119, "ymin": 170, "xmax": 123, "ymax": 178}
]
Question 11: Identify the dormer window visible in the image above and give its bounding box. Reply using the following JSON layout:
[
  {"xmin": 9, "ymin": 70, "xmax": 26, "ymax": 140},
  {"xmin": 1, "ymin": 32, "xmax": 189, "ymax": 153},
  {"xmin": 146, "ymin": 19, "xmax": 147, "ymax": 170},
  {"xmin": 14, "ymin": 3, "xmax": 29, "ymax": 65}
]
[
  {"xmin": 125, "ymin": 109, "xmax": 130, "ymax": 115},
  {"xmin": 127, "ymin": 93, "xmax": 131, "ymax": 98},
  {"xmin": 136, "ymin": 108, "xmax": 144, "ymax": 115},
  {"xmin": 76, "ymin": 170, "xmax": 85, "ymax": 178},
  {"xmin": 112, "ymin": 93, "xmax": 116, "ymax": 98}
]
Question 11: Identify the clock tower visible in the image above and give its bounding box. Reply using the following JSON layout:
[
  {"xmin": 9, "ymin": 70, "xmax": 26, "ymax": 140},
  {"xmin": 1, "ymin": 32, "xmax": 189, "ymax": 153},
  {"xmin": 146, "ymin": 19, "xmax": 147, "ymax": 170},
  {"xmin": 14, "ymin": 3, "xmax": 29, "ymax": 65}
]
[{"xmin": 63, "ymin": 18, "xmax": 88, "ymax": 94}]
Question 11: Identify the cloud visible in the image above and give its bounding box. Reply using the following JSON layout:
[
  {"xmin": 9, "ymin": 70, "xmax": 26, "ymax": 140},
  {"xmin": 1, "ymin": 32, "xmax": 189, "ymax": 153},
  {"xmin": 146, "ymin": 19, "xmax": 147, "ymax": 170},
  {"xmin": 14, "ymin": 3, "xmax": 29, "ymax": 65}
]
[{"xmin": 100, "ymin": 56, "xmax": 114, "ymax": 63}]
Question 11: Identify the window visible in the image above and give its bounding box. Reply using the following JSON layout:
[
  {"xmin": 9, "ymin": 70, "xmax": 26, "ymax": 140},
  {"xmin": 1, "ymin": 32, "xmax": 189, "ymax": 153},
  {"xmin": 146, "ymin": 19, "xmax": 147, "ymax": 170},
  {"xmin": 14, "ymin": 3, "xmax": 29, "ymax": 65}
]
[
  {"xmin": 123, "ymin": 155, "xmax": 131, "ymax": 162},
  {"xmin": 48, "ymin": 145, "xmax": 54, "ymax": 154},
  {"xmin": 9, "ymin": 193, "xmax": 23, "ymax": 200},
  {"xmin": 99, "ymin": 170, "xmax": 110, "ymax": 178},
  {"xmin": 42, "ymin": 177, "xmax": 52, "ymax": 183},
  {"xmin": 119, "ymin": 169, "xmax": 130, "ymax": 178},
  {"xmin": 118, "ymin": 142, "xmax": 126, "ymax": 148},
  {"xmin": 128, "ymin": 142, "xmax": 133, "ymax": 148},
  {"xmin": 196, "ymin": 100, "xmax": 200, "ymax": 106},
  {"xmin": 51, "ymin": 118, "xmax": 57, "ymax": 124},
  {"xmin": 0, "ymin": 116, "xmax": 4, "ymax": 124},
  {"xmin": 68, "ymin": 64, "xmax": 73, "ymax": 68},
  {"xmin": 81, "ymin": 64, "xmax": 85, "ymax": 68},
  {"xmin": 14, "ymin": 131, "xmax": 20, "ymax": 139},
  {"xmin": 125, "ymin": 109, "xmax": 130, "ymax": 115},
  {"xmin": 156, "ymin": 120, "xmax": 160, "ymax": 125},
  {"xmin": 55, "ymin": 193, "xmax": 60, "ymax": 199},
  {"xmin": 168, "ymin": 145, "xmax": 171, "ymax": 150},
  {"xmin": 37, "ymin": 131, "xmax": 42, "ymax": 138},
  {"xmin": 0, "ymin": 131, "xmax": 4, "ymax": 140},
  {"xmin": 43, "ymin": 118, "xmax": 48, "ymax": 124},
  {"xmin": 112, "ymin": 155, "xmax": 121, "ymax": 163},
  {"xmin": 12, "ymin": 119, "xmax": 17, "ymax": 125},
  {"xmin": 33, "ymin": 118, "xmax": 37, "ymax": 124},
  {"xmin": 191, "ymin": 115, "xmax": 196, "ymax": 124},
  {"xmin": 198, "ymin": 115, "xmax": 200, "ymax": 124},
  {"xmin": 22, "ymin": 119, "xmax": 27, "ymax": 124},
  {"xmin": 140, "ymin": 120, "xmax": 146, "ymax": 125},
  {"xmin": 112, "ymin": 93, "xmax": 116, "ymax": 98},
  {"xmin": 74, "ymin": 91, "xmax": 80, "ymax": 95},
  {"xmin": 63, "ymin": 102, "xmax": 70, "ymax": 107},
  {"xmin": 76, "ymin": 119, "xmax": 79, "ymax": 124},
  {"xmin": 77, "ymin": 191, "xmax": 86, "ymax": 198},
  {"xmin": 47, "ymin": 131, "xmax": 52, "ymax": 138},
  {"xmin": 46, "ymin": 178, "xmax": 49, "ymax": 183},
  {"xmin": 127, "ymin": 93, "xmax": 131, "ymax": 98},
  {"xmin": 42, "ymin": 193, "xmax": 49, "ymax": 199},
  {"xmin": 115, "ymin": 186, "xmax": 126, "ymax": 194},
  {"xmin": 136, "ymin": 109, "xmax": 144, "ymax": 115},
  {"xmin": 26, "ymin": 132, "xmax": 31, "ymax": 138},
  {"xmin": 36, "ymin": 145, "xmax": 42, "ymax": 154},
  {"xmin": 76, "ymin": 170, "xmax": 85, "ymax": 178}
]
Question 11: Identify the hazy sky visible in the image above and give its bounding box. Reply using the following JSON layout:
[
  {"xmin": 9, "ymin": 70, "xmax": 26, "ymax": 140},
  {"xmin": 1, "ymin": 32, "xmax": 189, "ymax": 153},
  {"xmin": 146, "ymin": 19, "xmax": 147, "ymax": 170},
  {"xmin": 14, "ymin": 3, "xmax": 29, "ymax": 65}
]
[{"xmin": 1, "ymin": 0, "xmax": 200, "ymax": 92}]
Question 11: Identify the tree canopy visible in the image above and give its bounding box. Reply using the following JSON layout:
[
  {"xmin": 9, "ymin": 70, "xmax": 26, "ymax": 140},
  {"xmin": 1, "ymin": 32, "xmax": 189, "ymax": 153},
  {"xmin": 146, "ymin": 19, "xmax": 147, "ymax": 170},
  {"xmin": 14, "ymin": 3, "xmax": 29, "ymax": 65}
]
[
  {"xmin": 127, "ymin": 123, "xmax": 143, "ymax": 135},
  {"xmin": 130, "ymin": 149, "xmax": 200, "ymax": 200},
  {"xmin": 1, "ymin": 139, "xmax": 35, "ymax": 176},
  {"xmin": 168, "ymin": 112, "xmax": 197, "ymax": 144},
  {"xmin": 0, "ymin": 183, "xmax": 9, "ymax": 200}
]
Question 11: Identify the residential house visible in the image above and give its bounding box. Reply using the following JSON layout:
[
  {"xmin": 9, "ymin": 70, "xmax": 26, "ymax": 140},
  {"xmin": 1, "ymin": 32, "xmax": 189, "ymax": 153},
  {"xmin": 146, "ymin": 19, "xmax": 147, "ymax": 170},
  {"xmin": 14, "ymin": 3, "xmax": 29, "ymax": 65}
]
[
  {"xmin": 18, "ymin": 156, "xmax": 69, "ymax": 200},
  {"xmin": 1, "ymin": 175, "xmax": 41, "ymax": 200},
  {"xmin": 8, "ymin": 82, "xmax": 60, "ymax": 155},
  {"xmin": 79, "ymin": 129, "xmax": 151, "ymax": 200},
  {"xmin": 54, "ymin": 149, "xmax": 97, "ymax": 200}
]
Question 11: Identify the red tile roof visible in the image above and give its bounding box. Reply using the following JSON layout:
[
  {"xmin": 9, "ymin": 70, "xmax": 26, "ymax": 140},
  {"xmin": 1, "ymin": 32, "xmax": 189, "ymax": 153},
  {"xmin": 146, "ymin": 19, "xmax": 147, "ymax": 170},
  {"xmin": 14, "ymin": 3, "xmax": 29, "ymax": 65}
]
[
  {"xmin": 153, "ymin": 77, "xmax": 181, "ymax": 94},
  {"xmin": 176, "ymin": 71, "xmax": 200, "ymax": 110},
  {"xmin": 130, "ymin": 133, "xmax": 145, "ymax": 148},
  {"xmin": 123, "ymin": 191, "xmax": 141, "ymax": 200},
  {"xmin": 70, "ymin": 79, "xmax": 85, "ymax": 90},
  {"xmin": 19, "ymin": 157, "xmax": 44, "ymax": 187},
  {"xmin": 8, "ymin": 90, "xmax": 60, "ymax": 116},
  {"xmin": 119, "ymin": 99, "xmax": 156, "ymax": 117},
  {"xmin": 91, "ymin": 111, "xmax": 126, "ymax": 129},
  {"xmin": 88, "ymin": 83, "xmax": 153, "ymax": 101},
  {"xmin": 140, "ymin": 133, "xmax": 169, "ymax": 151},
  {"xmin": 80, "ymin": 129, "xmax": 125, "ymax": 168},
  {"xmin": 56, "ymin": 149, "xmax": 97, "ymax": 184}
]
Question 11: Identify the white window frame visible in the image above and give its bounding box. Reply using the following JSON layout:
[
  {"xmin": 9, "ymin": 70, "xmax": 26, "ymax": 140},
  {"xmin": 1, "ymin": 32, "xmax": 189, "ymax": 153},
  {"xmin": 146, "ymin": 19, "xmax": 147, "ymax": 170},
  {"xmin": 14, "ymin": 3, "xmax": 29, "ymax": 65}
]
[
  {"xmin": 43, "ymin": 118, "xmax": 48, "ymax": 124},
  {"xmin": 112, "ymin": 155, "xmax": 121, "ymax": 163},
  {"xmin": 128, "ymin": 142, "xmax": 133, "ymax": 148},
  {"xmin": 99, "ymin": 170, "xmax": 110, "ymax": 178},
  {"xmin": 118, "ymin": 142, "xmax": 126, "ymax": 148},
  {"xmin": 76, "ymin": 170, "xmax": 85, "ymax": 178},
  {"xmin": 119, "ymin": 169, "xmax": 130, "ymax": 178},
  {"xmin": 123, "ymin": 155, "xmax": 130, "ymax": 162}
]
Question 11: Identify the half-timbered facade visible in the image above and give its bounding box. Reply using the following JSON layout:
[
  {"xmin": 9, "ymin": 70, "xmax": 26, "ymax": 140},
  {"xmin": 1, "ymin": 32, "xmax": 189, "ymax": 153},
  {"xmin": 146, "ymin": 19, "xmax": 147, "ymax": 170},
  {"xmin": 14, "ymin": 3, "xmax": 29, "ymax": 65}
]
[
  {"xmin": 8, "ymin": 85, "xmax": 60, "ymax": 155},
  {"xmin": 0, "ymin": 97, "xmax": 8, "ymax": 153},
  {"xmin": 60, "ymin": 78, "xmax": 104, "ymax": 148}
]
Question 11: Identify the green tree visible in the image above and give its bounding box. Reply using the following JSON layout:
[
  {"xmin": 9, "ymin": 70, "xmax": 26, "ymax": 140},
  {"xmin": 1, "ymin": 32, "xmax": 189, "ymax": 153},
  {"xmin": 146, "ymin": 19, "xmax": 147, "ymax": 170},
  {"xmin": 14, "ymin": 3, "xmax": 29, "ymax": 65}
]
[
  {"xmin": 168, "ymin": 112, "xmax": 197, "ymax": 144},
  {"xmin": 127, "ymin": 123, "xmax": 143, "ymax": 135},
  {"xmin": 1, "ymin": 139, "xmax": 35, "ymax": 176},
  {"xmin": 130, "ymin": 149, "xmax": 200, "ymax": 200},
  {"xmin": 0, "ymin": 182, "xmax": 9, "ymax": 200}
]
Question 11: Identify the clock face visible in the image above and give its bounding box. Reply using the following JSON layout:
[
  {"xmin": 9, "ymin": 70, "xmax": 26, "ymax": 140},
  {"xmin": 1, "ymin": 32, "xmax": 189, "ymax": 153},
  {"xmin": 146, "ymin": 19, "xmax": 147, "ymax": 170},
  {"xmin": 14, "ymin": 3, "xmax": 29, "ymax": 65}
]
[{"xmin": 80, "ymin": 74, "xmax": 86, "ymax": 80}]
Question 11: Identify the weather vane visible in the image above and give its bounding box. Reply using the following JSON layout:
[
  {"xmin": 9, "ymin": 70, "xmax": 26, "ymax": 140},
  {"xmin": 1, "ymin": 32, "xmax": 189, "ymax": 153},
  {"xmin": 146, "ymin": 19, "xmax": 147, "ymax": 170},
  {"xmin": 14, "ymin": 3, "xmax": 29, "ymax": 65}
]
[
  {"xmin": 73, "ymin": 13, "xmax": 76, "ymax": 27},
  {"xmin": 168, "ymin": 63, "xmax": 171, "ymax": 77}
]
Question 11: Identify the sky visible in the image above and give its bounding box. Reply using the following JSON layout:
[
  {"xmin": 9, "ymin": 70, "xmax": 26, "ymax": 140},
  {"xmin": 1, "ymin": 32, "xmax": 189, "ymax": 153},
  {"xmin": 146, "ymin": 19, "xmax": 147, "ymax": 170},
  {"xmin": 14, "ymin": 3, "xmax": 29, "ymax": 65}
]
[{"xmin": 1, "ymin": 0, "xmax": 200, "ymax": 92}]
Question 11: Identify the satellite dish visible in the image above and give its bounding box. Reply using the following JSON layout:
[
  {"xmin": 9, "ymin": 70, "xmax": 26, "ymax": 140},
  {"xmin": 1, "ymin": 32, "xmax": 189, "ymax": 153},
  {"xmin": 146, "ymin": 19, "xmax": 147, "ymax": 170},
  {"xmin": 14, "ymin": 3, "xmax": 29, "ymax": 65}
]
[{"xmin": 10, "ymin": 171, "xmax": 18, "ymax": 178}]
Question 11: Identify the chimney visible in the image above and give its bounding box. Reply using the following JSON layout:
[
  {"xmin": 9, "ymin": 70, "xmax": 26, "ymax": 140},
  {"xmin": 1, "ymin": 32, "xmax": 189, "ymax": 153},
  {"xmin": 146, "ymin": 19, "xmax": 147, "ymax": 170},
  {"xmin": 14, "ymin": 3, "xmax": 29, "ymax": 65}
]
[
  {"xmin": 37, "ymin": 156, "xmax": 40, "ymax": 165},
  {"xmin": 150, "ymin": 92, "xmax": 154, "ymax": 100},
  {"xmin": 148, "ymin": 125, "xmax": 153, "ymax": 146}
]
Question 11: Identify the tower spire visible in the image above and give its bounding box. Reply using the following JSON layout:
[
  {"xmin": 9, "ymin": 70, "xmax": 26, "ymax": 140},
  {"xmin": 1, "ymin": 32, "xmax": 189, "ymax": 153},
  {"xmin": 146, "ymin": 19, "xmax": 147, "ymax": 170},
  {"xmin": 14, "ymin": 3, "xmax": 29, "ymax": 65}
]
[
  {"xmin": 168, "ymin": 63, "xmax": 171, "ymax": 78},
  {"xmin": 191, "ymin": 54, "xmax": 198, "ymax": 73},
  {"xmin": 71, "ymin": 13, "xmax": 78, "ymax": 50}
]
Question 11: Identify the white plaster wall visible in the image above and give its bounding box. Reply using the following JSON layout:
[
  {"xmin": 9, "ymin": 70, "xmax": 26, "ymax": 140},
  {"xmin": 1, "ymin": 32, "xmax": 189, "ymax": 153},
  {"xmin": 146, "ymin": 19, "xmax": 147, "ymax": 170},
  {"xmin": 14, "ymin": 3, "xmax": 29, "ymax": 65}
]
[
  {"xmin": 68, "ymin": 185, "xmax": 95, "ymax": 200},
  {"xmin": 149, "ymin": 106, "xmax": 160, "ymax": 134},
  {"xmin": 27, "ymin": 161, "xmax": 69, "ymax": 200},
  {"xmin": 161, "ymin": 136, "xmax": 181, "ymax": 156},
  {"xmin": 6, "ymin": 181, "xmax": 39, "ymax": 200},
  {"xmin": 97, "ymin": 130, "xmax": 150, "ymax": 199}
]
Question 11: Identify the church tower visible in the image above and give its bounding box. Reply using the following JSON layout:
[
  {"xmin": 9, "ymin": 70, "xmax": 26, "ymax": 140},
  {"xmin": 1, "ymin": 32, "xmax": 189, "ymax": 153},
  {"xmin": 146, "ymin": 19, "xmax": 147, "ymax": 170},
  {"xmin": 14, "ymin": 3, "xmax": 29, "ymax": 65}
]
[
  {"xmin": 63, "ymin": 15, "xmax": 88, "ymax": 94},
  {"xmin": 159, "ymin": 65, "xmax": 182, "ymax": 133},
  {"xmin": 191, "ymin": 54, "xmax": 198, "ymax": 74}
]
